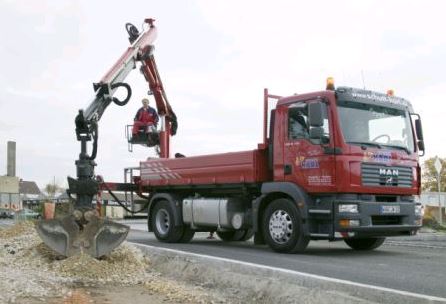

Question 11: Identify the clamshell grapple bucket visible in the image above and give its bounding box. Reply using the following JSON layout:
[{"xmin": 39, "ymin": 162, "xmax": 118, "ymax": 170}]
[
  {"xmin": 36, "ymin": 212, "xmax": 129, "ymax": 258},
  {"xmin": 36, "ymin": 176, "xmax": 129, "ymax": 258}
]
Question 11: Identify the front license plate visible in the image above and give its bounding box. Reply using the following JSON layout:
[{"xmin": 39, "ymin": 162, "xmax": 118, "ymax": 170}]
[{"xmin": 380, "ymin": 205, "xmax": 400, "ymax": 214}]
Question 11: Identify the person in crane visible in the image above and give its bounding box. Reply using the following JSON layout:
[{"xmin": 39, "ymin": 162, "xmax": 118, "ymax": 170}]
[{"xmin": 132, "ymin": 98, "xmax": 159, "ymax": 136}]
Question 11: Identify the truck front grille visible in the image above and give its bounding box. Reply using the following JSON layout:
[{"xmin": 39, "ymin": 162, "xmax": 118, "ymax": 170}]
[{"xmin": 361, "ymin": 163, "xmax": 412, "ymax": 188}]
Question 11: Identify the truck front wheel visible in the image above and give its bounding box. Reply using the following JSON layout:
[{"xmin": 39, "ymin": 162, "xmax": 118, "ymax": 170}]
[
  {"xmin": 262, "ymin": 198, "xmax": 309, "ymax": 253},
  {"xmin": 151, "ymin": 200, "xmax": 185, "ymax": 243},
  {"xmin": 344, "ymin": 237, "xmax": 385, "ymax": 250}
]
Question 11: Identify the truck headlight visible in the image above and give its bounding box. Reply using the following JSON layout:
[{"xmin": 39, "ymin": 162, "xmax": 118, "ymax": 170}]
[
  {"xmin": 339, "ymin": 204, "xmax": 358, "ymax": 213},
  {"xmin": 415, "ymin": 204, "xmax": 424, "ymax": 217}
]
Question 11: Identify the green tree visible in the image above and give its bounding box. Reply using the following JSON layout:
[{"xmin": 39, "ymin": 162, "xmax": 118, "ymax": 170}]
[{"xmin": 422, "ymin": 157, "xmax": 446, "ymax": 192}]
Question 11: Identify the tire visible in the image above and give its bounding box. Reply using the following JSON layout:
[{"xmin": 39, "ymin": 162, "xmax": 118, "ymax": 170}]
[
  {"xmin": 178, "ymin": 227, "xmax": 195, "ymax": 243},
  {"xmin": 240, "ymin": 229, "xmax": 254, "ymax": 241},
  {"xmin": 216, "ymin": 229, "xmax": 253, "ymax": 242},
  {"xmin": 151, "ymin": 200, "xmax": 184, "ymax": 243},
  {"xmin": 344, "ymin": 237, "xmax": 386, "ymax": 250},
  {"xmin": 262, "ymin": 198, "xmax": 309, "ymax": 253}
]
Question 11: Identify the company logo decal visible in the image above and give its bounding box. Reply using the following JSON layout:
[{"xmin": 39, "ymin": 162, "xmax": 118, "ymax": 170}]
[
  {"xmin": 295, "ymin": 156, "xmax": 319, "ymax": 169},
  {"xmin": 363, "ymin": 151, "xmax": 392, "ymax": 163},
  {"xmin": 351, "ymin": 91, "xmax": 411, "ymax": 107}
]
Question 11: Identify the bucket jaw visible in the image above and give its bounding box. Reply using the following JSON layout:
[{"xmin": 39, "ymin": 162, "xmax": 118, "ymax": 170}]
[{"xmin": 36, "ymin": 209, "xmax": 129, "ymax": 258}]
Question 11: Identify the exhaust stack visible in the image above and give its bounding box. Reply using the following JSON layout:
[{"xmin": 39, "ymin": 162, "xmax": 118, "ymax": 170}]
[{"xmin": 7, "ymin": 141, "xmax": 16, "ymax": 177}]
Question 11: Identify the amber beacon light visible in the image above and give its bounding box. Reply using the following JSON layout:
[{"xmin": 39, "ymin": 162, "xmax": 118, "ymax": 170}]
[
  {"xmin": 386, "ymin": 89, "xmax": 395, "ymax": 96},
  {"xmin": 326, "ymin": 77, "xmax": 335, "ymax": 90}
]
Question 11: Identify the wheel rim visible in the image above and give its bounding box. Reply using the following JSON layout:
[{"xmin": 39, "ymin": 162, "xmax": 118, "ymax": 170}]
[
  {"xmin": 269, "ymin": 209, "xmax": 293, "ymax": 244},
  {"xmin": 155, "ymin": 208, "xmax": 170, "ymax": 236}
]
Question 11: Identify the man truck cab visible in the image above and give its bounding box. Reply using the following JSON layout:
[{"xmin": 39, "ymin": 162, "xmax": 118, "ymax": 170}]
[{"xmin": 270, "ymin": 83, "xmax": 424, "ymax": 248}]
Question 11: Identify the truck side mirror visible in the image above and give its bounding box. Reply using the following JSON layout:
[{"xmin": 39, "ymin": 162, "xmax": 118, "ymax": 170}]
[
  {"xmin": 308, "ymin": 102, "xmax": 324, "ymax": 127},
  {"xmin": 418, "ymin": 140, "xmax": 425, "ymax": 152},
  {"xmin": 415, "ymin": 119, "xmax": 424, "ymax": 140},
  {"xmin": 414, "ymin": 117, "xmax": 425, "ymax": 155}
]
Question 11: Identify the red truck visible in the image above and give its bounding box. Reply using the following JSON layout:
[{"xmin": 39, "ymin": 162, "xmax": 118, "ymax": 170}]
[
  {"xmin": 37, "ymin": 19, "xmax": 425, "ymax": 257},
  {"xmin": 137, "ymin": 84, "xmax": 425, "ymax": 253}
]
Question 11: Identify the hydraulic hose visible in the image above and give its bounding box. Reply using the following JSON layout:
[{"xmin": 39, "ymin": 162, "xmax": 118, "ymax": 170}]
[
  {"xmin": 88, "ymin": 122, "xmax": 98, "ymax": 161},
  {"xmin": 101, "ymin": 181, "xmax": 151, "ymax": 214},
  {"xmin": 110, "ymin": 82, "xmax": 132, "ymax": 106}
]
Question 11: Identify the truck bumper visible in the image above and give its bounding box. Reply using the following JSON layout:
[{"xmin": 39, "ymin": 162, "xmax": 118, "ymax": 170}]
[{"xmin": 308, "ymin": 196, "xmax": 422, "ymax": 239}]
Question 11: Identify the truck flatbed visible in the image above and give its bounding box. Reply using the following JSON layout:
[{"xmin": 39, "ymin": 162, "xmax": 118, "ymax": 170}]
[{"xmin": 140, "ymin": 149, "xmax": 269, "ymax": 186}]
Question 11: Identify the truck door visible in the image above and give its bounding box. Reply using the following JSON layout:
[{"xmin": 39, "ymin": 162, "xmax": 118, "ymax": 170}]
[{"xmin": 282, "ymin": 100, "xmax": 336, "ymax": 193}]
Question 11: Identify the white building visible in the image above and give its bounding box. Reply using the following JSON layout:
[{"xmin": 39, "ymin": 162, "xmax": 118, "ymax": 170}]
[
  {"xmin": 420, "ymin": 192, "xmax": 446, "ymax": 207},
  {"xmin": 0, "ymin": 176, "xmax": 21, "ymax": 210}
]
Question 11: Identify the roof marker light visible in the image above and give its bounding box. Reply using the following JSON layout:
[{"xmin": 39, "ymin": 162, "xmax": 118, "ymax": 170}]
[{"xmin": 326, "ymin": 77, "xmax": 335, "ymax": 91}]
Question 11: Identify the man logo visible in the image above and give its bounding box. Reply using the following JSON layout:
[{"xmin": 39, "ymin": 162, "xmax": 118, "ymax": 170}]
[
  {"xmin": 379, "ymin": 168, "xmax": 398, "ymax": 185},
  {"xmin": 379, "ymin": 168, "xmax": 399, "ymax": 176}
]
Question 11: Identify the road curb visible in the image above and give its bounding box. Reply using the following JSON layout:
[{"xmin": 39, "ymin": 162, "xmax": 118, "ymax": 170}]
[{"xmin": 132, "ymin": 242, "xmax": 446, "ymax": 304}]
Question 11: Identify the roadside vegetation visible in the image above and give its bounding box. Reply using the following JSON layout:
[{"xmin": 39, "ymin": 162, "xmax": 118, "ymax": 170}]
[{"xmin": 423, "ymin": 214, "xmax": 446, "ymax": 232}]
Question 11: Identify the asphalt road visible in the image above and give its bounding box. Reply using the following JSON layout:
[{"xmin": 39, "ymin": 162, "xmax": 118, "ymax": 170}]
[{"xmin": 126, "ymin": 222, "xmax": 446, "ymax": 299}]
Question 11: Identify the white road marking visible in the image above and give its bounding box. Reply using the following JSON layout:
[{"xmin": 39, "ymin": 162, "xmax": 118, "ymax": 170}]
[
  {"xmin": 385, "ymin": 241, "xmax": 446, "ymax": 249},
  {"xmin": 131, "ymin": 242, "xmax": 446, "ymax": 303}
]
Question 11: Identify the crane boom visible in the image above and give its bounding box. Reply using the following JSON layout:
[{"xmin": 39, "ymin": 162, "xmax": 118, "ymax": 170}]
[{"xmin": 36, "ymin": 18, "xmax": 174, "ymax": 258}]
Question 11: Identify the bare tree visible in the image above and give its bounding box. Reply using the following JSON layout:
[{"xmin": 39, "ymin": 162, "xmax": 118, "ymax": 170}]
[
  {"xmin": 44, "ymin": 180, "xmax": 63, "ymax": 199},
  {"xmin": 422, "ymin": 157, "xmax": 446, "ymax": 192}
]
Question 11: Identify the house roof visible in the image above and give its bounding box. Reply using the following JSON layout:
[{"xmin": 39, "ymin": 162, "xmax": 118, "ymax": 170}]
[{"xmin": 19, "ymin": 181, "xmax": 41, "ymax": 195}]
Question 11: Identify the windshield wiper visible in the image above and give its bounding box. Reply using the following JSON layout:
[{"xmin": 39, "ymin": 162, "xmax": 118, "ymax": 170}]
[
  {"xmin": 382, "ymin": 144, "xmax": 410, "ymax": 154},
  {"xmin": 347, "ymin": 141, "xmax": 382, "ymax": 149}
]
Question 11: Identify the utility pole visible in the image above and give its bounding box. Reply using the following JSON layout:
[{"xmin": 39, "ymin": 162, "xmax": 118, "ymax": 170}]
[{"xmin": 434, "ymin": 157, "xmax": 443, "ymax": 225}]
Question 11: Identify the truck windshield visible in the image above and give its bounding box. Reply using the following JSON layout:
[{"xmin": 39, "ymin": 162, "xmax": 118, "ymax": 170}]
[{"xmin": 337, "ymin": 101, "xmax": 415, "ymax": 153}]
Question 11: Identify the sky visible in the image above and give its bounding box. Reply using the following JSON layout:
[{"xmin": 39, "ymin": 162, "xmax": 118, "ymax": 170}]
[{"xmin": 0, "ymin": 0, "xmax": 445, "ymax": 189}]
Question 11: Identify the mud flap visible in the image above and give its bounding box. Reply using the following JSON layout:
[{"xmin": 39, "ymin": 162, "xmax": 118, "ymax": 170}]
[{"xmin": 36, "ymin": 216, "xmax": 129, "ymax": 258}]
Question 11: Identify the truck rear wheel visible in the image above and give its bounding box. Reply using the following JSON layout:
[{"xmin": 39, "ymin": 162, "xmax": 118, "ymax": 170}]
[
  {"xmin": 151, "ymin": 200, "xmax": 185, "ymax": 243},
  {"xmin": 262, "ymin": 198, "xmax": 309, "ymax": 253},
  {"xmin": 216, "ymin": 229, "xmax": 253, "ymax": 242},
  {"xmin": 344, "ymin": 237, "xmax": 385, "ymax": 250},
  {"xmin": 178, "ymin": 228, "xmax": 195, "ymax": 243}
]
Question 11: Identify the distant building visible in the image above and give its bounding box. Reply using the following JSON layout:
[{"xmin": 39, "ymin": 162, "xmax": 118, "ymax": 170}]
[
  {"xmin": 0, "ymin": 176, "xmax": 20, "ymax": 210},
  {"xmin": 20, "ymin": 180, "xmax": 46, "ymax": 207}
]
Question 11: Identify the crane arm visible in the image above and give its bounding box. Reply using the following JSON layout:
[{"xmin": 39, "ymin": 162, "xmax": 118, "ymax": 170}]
[
  {"xmin": 139, "ymin": 44, "xmax": 178, "ymax": 158},
  {"xmin": 75, "ymin": 19, "xmax": 159, "ymax": 144},
  {"xmin": 36, "ymin": 18, "xmax": 173, "ymax": 258}
]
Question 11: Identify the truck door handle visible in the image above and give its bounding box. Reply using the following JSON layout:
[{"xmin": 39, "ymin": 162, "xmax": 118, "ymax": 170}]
[{"xmin": 284, "ymin": 164, "xmax": 292, "ymax": 175}]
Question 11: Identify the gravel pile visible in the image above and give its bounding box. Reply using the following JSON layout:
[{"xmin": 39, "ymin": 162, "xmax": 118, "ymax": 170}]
[{"xmin": 0, "ymin": 221, "xmax": 218, "ymax": 303}]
